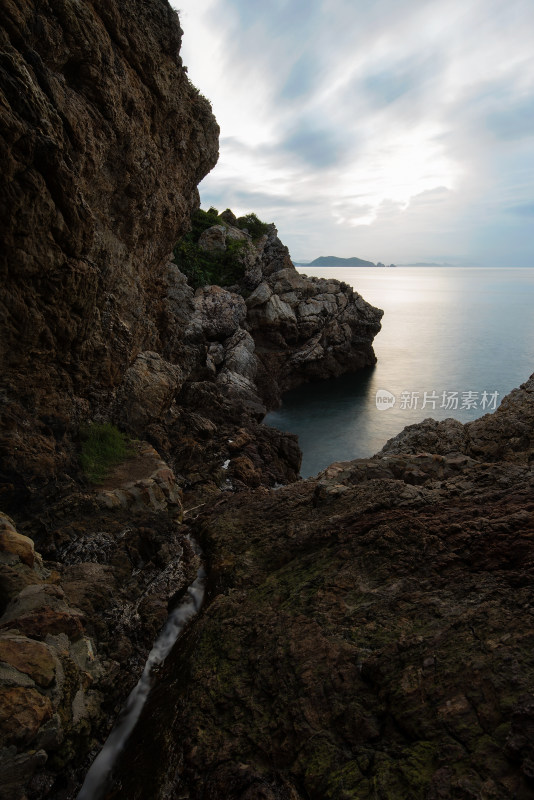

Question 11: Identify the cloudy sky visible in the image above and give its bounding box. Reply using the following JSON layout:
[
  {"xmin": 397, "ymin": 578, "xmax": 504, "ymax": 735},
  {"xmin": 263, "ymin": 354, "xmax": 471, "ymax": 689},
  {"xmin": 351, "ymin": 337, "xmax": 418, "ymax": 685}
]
[{"xmin": 171, "ymin": 0, "xmax": 534, "ymax": 266}]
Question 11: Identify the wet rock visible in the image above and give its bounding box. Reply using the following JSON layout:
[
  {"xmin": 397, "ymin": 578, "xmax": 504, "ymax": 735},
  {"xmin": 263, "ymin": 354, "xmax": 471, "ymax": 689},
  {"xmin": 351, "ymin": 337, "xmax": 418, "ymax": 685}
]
[{"xmin": 109, "ymin": 375, "xmax": 534, "ymax": 800}]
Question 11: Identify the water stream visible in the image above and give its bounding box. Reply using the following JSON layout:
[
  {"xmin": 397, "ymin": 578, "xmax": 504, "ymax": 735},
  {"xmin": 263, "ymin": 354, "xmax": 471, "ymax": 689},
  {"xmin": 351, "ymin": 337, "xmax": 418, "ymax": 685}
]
[{"xmin": 77, "ymin": 538, "xmax": 206, "ymax": 800}]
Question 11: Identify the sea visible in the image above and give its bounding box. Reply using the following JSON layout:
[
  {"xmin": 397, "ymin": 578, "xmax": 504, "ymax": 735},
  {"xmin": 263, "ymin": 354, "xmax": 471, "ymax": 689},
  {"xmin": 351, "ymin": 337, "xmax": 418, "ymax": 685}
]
[{"xmin": 264, "ymin": 266, "xmax": 534, "ymax": 478}]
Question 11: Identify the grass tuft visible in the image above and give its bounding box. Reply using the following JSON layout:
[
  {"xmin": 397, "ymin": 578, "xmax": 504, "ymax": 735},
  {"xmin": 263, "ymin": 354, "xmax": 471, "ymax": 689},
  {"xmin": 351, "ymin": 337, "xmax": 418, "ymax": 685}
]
[{"xmin": 79, "ymin": 423, "xmax": 133, "ymax": 484}]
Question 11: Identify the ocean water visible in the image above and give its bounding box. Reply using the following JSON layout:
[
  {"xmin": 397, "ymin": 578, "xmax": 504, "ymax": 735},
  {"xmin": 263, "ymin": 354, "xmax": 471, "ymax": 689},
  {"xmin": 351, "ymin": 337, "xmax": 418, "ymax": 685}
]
[{"xmin": 264, "ymin": 267, "xmax": 534, "ymax": 478}]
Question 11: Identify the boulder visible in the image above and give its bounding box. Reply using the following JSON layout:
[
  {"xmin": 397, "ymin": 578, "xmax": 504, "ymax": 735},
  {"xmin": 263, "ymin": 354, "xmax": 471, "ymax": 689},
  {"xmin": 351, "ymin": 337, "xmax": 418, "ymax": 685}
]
[
  {"xmin": 198, "ymin": 225, "xmax": 227, "ymax": 252},
  {"xmin": 245, "ymin": 281, "xmax": 272, "ymax": 309},
  {"xmin": 0, "ymin": 515, "xmax": 35, "ymax": 568},
  {"xmin": 116, "ymin": 352, "xmax": 184, "ymax": 431},
  {"xmin": 0, "ymin": 635, "xmax": 56, "ymax": 688},
  {"xmin": 192, "ymin": 286, "xmax": 247, "ymax": 340},
  {"xmin": 0, "ymin": 687, "xmax": 53, "ymax": 745}
]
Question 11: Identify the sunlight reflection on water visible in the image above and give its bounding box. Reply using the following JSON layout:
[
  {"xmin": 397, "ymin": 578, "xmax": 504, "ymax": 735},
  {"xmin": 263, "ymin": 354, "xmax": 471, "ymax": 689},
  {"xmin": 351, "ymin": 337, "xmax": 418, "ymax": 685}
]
[{"xmin": 265, "ymin": 267, "xmax": 534, "ymax": 477}]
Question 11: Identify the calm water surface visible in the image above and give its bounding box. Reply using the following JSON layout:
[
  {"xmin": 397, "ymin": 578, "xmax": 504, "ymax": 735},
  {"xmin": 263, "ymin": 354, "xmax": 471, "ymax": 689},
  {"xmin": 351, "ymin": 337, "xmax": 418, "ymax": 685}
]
[{"xmin": 265, "ymin": 267, "xmax": 534, "ymax": 477}]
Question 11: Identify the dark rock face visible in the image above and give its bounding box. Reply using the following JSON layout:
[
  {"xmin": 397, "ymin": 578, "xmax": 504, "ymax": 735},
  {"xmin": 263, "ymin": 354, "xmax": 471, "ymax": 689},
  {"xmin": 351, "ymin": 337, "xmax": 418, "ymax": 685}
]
[
  {"xmin": 0, "ymin": 0, "xmax": 381, "ymax": 505},
  {"xmin": 110, "ymin": 375, "xmax": 534, "ymax": 800},
  {"xmin": 0, "ymin": 1, "xmax": 383, "ymax": 795},
  {"xmin": 0, "ymin": 0, "xmax": 219, "ymax": 499}
]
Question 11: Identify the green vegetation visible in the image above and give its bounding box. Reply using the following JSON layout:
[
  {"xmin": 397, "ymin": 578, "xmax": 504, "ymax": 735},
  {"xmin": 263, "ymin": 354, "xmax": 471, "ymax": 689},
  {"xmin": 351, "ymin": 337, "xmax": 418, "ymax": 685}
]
[
  {"xmin": 235, "ymin": 212, "xmax": 270, "ymax": 241},
  {"xmin": 79, "ymin": 423, "xmax": 133, "ymax": 483},
  {"xmin": 173, "ymin": 207, "xmax": 270, "ymax": 290},
  {"xmin": 174, "ymin": 236, "xmax": 248, "ymax": 290}
]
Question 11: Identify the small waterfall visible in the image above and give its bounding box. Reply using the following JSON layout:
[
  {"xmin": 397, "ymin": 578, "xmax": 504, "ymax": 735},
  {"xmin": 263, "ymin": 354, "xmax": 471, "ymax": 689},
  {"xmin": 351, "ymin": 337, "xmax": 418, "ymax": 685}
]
[{"xmin": 77, "ymin": 539, "xmax": 206, "ymax": 800}]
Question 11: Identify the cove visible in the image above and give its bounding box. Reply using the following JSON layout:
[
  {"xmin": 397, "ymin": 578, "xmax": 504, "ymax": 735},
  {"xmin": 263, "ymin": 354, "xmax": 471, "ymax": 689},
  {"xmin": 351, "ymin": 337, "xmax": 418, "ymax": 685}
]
[{"xmin": 266, "ymin": 266, "xmax": 534, "ymax": 477}]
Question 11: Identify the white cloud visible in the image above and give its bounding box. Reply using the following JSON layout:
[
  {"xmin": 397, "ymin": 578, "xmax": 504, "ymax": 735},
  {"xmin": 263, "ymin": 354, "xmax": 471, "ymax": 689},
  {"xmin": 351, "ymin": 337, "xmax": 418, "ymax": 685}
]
[{"xmin": 172, "ymin": 0, "xmax": 534, "ymax": 266}]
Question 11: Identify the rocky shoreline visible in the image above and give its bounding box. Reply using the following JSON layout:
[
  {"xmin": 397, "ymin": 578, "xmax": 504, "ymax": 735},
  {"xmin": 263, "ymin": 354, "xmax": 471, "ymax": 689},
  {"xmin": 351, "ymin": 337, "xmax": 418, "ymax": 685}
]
[{"xmin": 1, "ymin": 1, "xmax": 533, "ymax": 799}]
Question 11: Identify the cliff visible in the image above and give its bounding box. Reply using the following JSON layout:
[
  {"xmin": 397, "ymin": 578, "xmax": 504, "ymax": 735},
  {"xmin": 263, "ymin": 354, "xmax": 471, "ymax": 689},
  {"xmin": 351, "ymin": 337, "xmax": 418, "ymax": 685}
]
[
  {"xmin": 0, "ymin": 1, "xmax": 383, "ymax": 797},
  {"xmin": 0, "ymin": 0, "xmax": 382, "ymax": 510},
  {"xmin": 0, "ymin": 0, "xmax": 219, "ymax": 501}
]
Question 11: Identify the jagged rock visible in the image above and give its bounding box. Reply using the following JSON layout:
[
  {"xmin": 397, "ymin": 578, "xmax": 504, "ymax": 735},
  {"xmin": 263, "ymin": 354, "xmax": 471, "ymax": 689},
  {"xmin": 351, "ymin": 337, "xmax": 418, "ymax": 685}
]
[
  {"xmin": 0, "ymin": 687, "xmax": 53, "ymax": 745},
  {"xmin": 263, "ymin": 294, "xmax": 298, "ymax": 325},
  {"xmin": 191, "ymin": 286, "xmax": 247, "ymax": 341},
  {"xmin": 0, "ymin": 585, "xmax": 85, "ymax": 641},
  {"xmin": 110, "ymin": 374, "xmax": 534, "ymax": 800},
  {"xmin": 222, "ymin": 329, "xmax": 258, "ymax": 382},
  {"xmin": 246, "ymin": 281, "xmax": 272, "ymax": 308},
  {"xmin": 381, "ymin": 417, "xmax": 467, "ymax": 455}
]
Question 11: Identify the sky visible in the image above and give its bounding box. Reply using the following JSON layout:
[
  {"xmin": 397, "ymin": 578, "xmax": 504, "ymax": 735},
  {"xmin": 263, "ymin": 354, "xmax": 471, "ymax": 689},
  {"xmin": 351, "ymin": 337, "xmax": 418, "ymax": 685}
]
[{"xmin": 171, "ymin": 0, "xmax": 534, "ymax": 266}]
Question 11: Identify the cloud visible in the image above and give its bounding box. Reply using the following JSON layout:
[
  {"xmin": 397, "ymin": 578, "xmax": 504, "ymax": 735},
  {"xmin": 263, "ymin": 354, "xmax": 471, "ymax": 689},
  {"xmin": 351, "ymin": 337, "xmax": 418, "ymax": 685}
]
[
  {"xmin": 486, "ymin": 98, "xmax": 534, "ymax": 142},
  {"xmin": 280, "ymin": 53, "xmax": 324, "ymax": 102},
  {"xmin": 278, "ymin": 119, "xmax": 349, "ymax": 169},
  {"xmin": 172, "ymin": 0, "xmax": 534, "ymax": 267},
  {"xmin": 507, "ymin": 202, "xmax": 534, "ymax": 217}
]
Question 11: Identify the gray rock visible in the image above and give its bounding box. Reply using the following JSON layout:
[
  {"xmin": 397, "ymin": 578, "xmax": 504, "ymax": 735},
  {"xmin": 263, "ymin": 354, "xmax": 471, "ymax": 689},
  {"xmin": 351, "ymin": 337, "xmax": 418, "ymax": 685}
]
[
  {"xmin": 264, "ymin": 295, "xmax": 297, "ymax": 325},
  {"xmin": 198, "ymin": 225, "xmax": 227, "ymax": 252},
  {"xmin": 245, "ymin": 282, "xmax": 272, "ymax": 308}
]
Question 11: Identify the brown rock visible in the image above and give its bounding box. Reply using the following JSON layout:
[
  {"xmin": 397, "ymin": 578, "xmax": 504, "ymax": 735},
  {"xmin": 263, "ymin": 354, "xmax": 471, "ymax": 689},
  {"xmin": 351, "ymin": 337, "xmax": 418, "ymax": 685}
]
[
  {"xmin": 0, "ymin": 635, "xmax": 56, "ymax": 687},
  {"xmin": 0, "ymin": 0, "xmax": 218, "ymax": 494},
  {"xmin": 198, "ymin": 225, "xmax": 227, "ymax": 252},
  {"xmin": 0, "ymin": 517, "xmax": 35, "ymax": 567},
  {"xmin": 0, "ymin": 585, "xmax": 85, "ymax": 641},
  {"xmin": 0, "ymin": 687, "xmax": 53, "ymax": 745},
  {"xmin": 231, "ymin": 456, "xmax": 262, "ymax": 488}
]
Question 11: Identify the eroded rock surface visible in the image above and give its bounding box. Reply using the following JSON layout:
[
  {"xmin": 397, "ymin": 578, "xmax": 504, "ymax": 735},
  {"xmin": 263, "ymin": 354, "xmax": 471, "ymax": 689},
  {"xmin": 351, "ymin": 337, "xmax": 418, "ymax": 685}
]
[
  {"xmin": 110, "ymin": 375, "xmax": 534, "ymax": 800},
  {"xmin": 0, "ymin": 0, "xmax": 218, "ymax": 505}
]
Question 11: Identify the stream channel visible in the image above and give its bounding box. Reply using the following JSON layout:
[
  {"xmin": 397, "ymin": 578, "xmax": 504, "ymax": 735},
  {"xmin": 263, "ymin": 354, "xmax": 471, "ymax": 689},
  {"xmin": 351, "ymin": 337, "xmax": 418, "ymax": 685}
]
[{"xmin": 77, "ymin": 536, "xmax": 206, "ymax": 800}]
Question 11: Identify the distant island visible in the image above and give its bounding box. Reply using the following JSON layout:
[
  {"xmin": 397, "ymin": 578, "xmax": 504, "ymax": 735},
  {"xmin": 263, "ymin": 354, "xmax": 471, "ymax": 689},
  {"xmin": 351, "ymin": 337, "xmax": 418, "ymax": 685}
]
[
  {"xmin": 308, "ymin": 255, "xmax": 376, "ymax": 267},
  {"xmin": 294, "ymin": 256, "xmax": 396, "ymax": 268}
]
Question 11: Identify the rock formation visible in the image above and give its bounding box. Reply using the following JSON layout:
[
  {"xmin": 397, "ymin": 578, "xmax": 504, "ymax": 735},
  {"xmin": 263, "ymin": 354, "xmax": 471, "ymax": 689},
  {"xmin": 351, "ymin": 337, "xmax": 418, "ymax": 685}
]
[
  {"xmin": 0, "ymin": 0, "xmax": 382, "ymax": 509},
  {"xmin": 0, "ymin": 1, "xmax": 383, "ymax": 797},
  {"xmin": 109, "ymin": 374, "xmax": 534, "ymax": 800},
  {"xmin": 0, "ymin": 0, "xmax": 219, "ymax": 506}
]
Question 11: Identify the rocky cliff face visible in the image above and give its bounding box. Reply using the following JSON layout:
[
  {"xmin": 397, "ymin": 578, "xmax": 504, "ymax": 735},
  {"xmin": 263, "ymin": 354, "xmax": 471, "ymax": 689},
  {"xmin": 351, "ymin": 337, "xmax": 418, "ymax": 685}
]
[
  {"xmin": 160, "ymin": 216, "xmax": 382, "ymax": 493},
  {"xmin": 4, "ymin": 0, "xmax": 529, "ymax": 798},
  {"xmin": 0, "ymin": 0, "xmax": 219, "ymax": 502},
  {"xmin": 0, "ymin": 1, "xmax": 384, "ymax": 797},
  {"xmin": 0, "ymin": 0, "xmax": 382, "ymax": 508}
]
